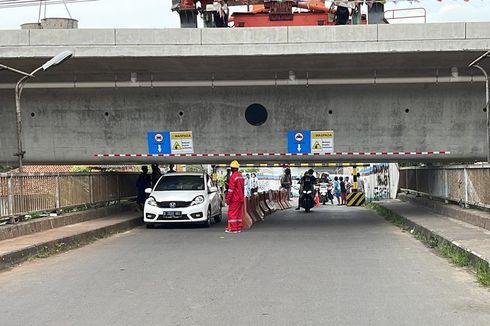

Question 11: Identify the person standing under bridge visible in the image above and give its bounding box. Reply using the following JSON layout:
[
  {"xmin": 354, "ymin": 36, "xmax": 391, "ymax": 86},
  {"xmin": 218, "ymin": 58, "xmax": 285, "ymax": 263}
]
[
  {"xmin": 136, "ymin": 166, "xmax": 151, "ymax": 211},
  {"xmin": 225, "ymin": 160, "xmax": 244, "ymax": 233}
]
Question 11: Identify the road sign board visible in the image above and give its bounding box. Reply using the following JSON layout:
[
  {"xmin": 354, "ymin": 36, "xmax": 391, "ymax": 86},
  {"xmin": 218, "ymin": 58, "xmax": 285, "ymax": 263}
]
[
  {"xmin": 311, "ymin": 130, "xmax": 334, "ymax": 153},
  {"xmin": 288, "ymin": 130, "xmax": 311, "ymax": 154},
  {"xmin": 147, "ymin": 131, "xmax": 171, "ymax": 154},
  {"xmin": 170, "ymin": 131, "xmax": 194, "ymax": 154}
]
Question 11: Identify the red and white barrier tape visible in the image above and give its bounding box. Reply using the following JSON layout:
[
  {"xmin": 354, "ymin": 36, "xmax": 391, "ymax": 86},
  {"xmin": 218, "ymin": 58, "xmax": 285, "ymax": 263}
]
[{"xmin": 95, "ymin": 151, "xmax": 450, "ymax": 158}]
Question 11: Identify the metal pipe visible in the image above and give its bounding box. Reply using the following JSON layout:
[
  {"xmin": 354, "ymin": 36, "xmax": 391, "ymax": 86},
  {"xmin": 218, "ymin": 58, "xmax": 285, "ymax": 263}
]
[
  {"xmin": 472, "ymin": 65, "xmax": 489, "ymax": 163},
  {"xmin": 0, "ymin": 76, "xmax": 485, "ymax": 90},
  {"xmin": 0, "ymin": 63, "xmax": 34, "ymax": 77},
  {"xmin": 14, "ymin": 76, "xmax": 29, "ymax": 173}
]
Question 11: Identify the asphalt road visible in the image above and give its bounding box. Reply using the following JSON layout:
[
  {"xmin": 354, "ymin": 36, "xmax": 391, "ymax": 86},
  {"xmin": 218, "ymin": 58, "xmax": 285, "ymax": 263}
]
[{"xmin": 1, "ymin": 203, "xmax": 490, "ymax": 326}]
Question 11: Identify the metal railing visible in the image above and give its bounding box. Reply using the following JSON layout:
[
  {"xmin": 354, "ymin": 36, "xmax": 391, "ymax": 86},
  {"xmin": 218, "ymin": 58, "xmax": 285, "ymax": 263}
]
[
  {"xmin": 399, "ymin": 164, "xmax": 490, "ymax": 209},
  {"xmin": 0, "ymin": 172, "xmax": 139, "ymax": 221},
  {"xmin": 384, "ymin": 7, "xmax": 427, "ymax": 24}
]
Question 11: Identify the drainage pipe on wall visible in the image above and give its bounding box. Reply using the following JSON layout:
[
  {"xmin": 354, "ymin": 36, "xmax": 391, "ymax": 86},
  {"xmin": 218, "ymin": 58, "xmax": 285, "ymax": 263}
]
[{"xmin": 0, "ymin": 76, "xmax": 485, "ymax": 89}]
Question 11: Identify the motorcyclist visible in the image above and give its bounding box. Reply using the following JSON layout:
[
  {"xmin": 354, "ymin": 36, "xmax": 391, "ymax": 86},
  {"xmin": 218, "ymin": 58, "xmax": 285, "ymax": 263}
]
[{"xmin": 295, "ymin": 169, "xmax": 317, "ymax": 210}]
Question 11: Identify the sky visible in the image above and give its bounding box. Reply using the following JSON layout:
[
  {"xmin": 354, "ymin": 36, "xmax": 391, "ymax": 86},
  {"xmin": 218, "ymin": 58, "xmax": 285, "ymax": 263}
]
[{"xmin": 0, "ymin": 0, "xmax": 489, "ymax": 29}]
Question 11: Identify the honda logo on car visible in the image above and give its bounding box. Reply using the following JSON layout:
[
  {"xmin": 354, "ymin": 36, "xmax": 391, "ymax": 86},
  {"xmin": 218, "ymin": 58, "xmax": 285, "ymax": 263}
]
[{"xmin": 169, "ymin": 202, "xmax": 176, "ymax": 208}]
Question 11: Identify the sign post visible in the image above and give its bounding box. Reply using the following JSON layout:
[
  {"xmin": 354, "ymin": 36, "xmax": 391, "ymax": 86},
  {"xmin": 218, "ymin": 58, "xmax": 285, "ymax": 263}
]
[
  {"xmin": 147, "ymin": 131, "xmax": 171, "ymax": 154},
  {"xmin": 311, "ymin": 131, "xmax": 334, "ymax": 154},
  {"xmin": 287, "ymin": 130, "xmax": 311, "ymax": 154},
  {"xmin": 170, "ymin": 131, "xmax": 194, "ymax": 154}
]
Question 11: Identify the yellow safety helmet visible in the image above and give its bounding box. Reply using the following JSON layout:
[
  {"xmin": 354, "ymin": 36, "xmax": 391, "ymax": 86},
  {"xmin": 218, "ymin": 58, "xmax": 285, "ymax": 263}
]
[{"xmin": 230, "ymin": 160, "xmax": 240, "ymax": 168}]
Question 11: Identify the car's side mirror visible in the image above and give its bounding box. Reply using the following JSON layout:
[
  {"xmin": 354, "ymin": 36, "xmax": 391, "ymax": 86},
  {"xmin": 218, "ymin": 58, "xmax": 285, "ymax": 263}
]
[
  {"xmin": 144, "ymin": 188, "xmax": 152, "ymax": 194},
  {"xmin": 209, "ymin": 186, "xmax": 218, "ymax": 193}
]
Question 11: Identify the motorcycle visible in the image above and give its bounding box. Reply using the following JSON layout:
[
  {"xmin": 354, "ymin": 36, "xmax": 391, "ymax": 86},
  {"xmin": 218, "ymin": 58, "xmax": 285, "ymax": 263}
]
[
  {"xmin": 319, "ymin": 183, "xmax": 329, "ymax": 205},
  {"xmin": 300, "ymin": 180, "xmax": 315, "ymax": 212}
]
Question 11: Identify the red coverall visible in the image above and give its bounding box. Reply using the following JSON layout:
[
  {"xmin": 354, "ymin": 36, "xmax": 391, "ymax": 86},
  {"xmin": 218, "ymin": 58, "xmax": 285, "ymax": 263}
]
[{"xmin": 225, "ymin": 171, "xmax": 244, "ymax": 232}]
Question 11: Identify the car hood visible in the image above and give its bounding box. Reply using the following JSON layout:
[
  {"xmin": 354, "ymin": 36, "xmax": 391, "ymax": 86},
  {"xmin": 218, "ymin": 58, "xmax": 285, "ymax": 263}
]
[{"xmin": 150, "ymin": 190, "xmax": 206, "ymax": 202}]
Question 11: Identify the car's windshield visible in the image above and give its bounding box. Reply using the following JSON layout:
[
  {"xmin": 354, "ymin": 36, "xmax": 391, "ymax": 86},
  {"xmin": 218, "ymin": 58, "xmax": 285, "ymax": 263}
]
[{"xmin": 154, "ymin": 175, "xmax": 205, "ymax": 191}]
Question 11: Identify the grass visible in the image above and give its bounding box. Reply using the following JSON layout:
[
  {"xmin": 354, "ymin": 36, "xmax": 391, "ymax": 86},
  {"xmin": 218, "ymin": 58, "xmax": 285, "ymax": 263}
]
[{"xmin": 367, "ymin": 202, "xmax": 490, "ymax": 287}]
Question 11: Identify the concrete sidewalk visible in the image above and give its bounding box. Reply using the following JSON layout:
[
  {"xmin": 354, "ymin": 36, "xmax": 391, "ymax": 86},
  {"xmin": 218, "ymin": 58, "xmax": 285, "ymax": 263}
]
[
  {"xmin": 0, "ymin": 210, "xmax": 142, "ymax": 271},
  {"xmin": 379, "ymin": 200, "xmax": 490, "ymax": 266}
]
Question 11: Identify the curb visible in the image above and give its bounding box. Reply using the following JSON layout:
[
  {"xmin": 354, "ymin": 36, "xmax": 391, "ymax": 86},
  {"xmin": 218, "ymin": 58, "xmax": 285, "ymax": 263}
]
[
  {"xmin": 371, "ymin": 202, "xmax": 490, "ymax": 285},
  {"xmin": 0, "ymin": 216, "xmax": 142, "ymax": 272},
  {"xmin": 397, "ymin": 193, "xmax": 490, "ymax": 232},
  {"xmin": 0, "ymin": 202, "xmax": 138, "ymax": 242}
]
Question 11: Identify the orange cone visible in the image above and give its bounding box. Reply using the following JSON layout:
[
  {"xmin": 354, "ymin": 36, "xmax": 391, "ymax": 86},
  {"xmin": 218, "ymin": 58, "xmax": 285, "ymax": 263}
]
[{"xmin": 314, "ymin": 192, "xmax": 320, "ymax": 207}]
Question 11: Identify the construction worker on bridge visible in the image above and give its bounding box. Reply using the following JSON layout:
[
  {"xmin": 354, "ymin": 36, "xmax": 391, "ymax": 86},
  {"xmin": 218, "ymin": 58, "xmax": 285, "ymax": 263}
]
[{"xmin": 225, "ymin": 160, "xmax": 245, "ymax": 233}]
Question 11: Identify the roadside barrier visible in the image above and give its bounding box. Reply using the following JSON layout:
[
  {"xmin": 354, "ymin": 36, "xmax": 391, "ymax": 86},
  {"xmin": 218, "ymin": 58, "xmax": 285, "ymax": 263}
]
[
  {"xmin": 266, "ymin": 190, "xmax": 278, "ymax": 213},
  {"xmin": 254, "ymin": 194, "xmax": 265, "ymax": 221},
  {"xmin": 242, "ymin": 200, "xmax": 253, "ymax": 230},
  {"xmin": 241, "ymin": 189, "xmax": 291, "ymax": 229},
  {"xmin": 346, "ymin": 192, "xmax": 366, "ymax": 206},
  {"xmin": 281, "ymin": 189, "xmax": 292, "ymax": 209},
  {"xmin": 273, "ymin": 191, "xmax": 285, "ymax": 209},
  {"xmin": 258, "ymin": 193, "xmax": 271, "ymax": 216}
]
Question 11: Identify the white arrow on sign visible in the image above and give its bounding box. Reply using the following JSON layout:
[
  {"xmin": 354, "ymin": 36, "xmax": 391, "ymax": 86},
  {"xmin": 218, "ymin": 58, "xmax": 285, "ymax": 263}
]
[
  {"xmin": 157, "ymin": 144, "xmax": 162, "ymax": 153},
  {"xmin": 297, "ymin": 144, "xmax": 301, "ymax": 152}
]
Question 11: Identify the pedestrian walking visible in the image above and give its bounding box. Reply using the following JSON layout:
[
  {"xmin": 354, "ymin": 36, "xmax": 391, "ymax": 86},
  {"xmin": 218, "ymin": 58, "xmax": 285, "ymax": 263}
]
[
  {"xmin": 327, "ymin": 180, "xmax": 334, "ymax": 205},
  {"xmin": 333, "ymin": 176, "xmax": 341, "ymax": 205},
  {"xmin": 281, "ymin": 168, "xmax": 292, "ymax": 201},
  {"xmin": 356, "ymin": 173, "xmax": 365, "ymax": 192},
  {"xmin": 345, "ymin": 176, "xmax": 352, "ymax": 194},
  {"xmin": 340, "ymin": 176, "xmax": 347, "ymax": 205},
  {"xmin": 225, "ymin": 160, "xmax": 245, "ymax": 233},
  {"xmin": 136, "ymin": 165, "xmax": 151, "ymax": 210},
  {"xmin": 224, "ymin": 168, "xmax": 231, "ymax": 194},
  {"xmin": 250, "ymin": 172, "xmax": 259, "ymax": 195},
  {"xmin": 244, "ymin": 173, "xmax": 252, "ymax": 197},
  {"xmin": 151, "ymin": 164, "xmax": 161, "ymax": 187},
  {"xmin": 167, "ymin": 164, "xmax": 176, "ymax": 174}
]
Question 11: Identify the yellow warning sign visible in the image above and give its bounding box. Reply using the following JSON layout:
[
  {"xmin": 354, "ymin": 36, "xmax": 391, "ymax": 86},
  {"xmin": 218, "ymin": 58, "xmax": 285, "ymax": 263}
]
[
  {"xmin": 170, "ymin": 132, "xmax": 192, "ymax": 139},
  {"xmin": 311, "ymin": 130, "xmax": 334, "ymax": 153},
  {"xmin": 173, "ymin": 142, "xmax": 182, "ymax": 150},
  {"xmin": 169, "ymin": 131, "xmax": 194, "ymax": 154},
  {"xmin": 311, "ymin": 131, "xmax": 334, "ymax": 138}
]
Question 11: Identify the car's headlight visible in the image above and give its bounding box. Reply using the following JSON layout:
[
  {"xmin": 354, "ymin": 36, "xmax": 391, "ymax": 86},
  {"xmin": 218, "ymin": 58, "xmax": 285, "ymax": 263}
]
[
  {"xmin": 307, "ymin": 190, "xmax": 312, "ymax": 194},
  {"xmin": 146, "ymin": 197, "xmax": 157, "ymax": 207},
  {"xmin": 302, "ymin": 190, "xmax": 307, "ymax": 194},
  {"xmin": 191, "ymin": 195, "xmax": 205, "ymax": 206}
]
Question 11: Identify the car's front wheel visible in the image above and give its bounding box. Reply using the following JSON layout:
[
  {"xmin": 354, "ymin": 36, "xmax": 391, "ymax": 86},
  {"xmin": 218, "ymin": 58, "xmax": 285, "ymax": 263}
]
[
  {"xmin": 203, "ymin": 207, "xmax": 212, "ymax": 228},
  {"xmin": 214, "ymin": 207, "xmax": 222, "ymax": 223}
]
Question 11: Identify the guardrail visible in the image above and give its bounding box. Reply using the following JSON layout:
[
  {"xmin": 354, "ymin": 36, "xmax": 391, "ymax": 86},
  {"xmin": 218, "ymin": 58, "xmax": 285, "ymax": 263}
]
[
  {"xmin": 398, "ymin": 164, "xmax": 490, "ymax": 209},
  {"xmin": 0, "ymin": 172, "xmax": 139, "ymax": 222},
  {"xmin": 384, "ymin": 7, "xmax": 426, "ymax": 24}
]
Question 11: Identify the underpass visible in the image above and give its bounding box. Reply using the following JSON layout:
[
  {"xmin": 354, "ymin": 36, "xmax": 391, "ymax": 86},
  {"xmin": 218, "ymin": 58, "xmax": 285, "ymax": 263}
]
[
  {"xmin": 1, "ymin": 203, "xmax": 490, "ymax": 326},
  {"xmin": 1, "ymin": 18, "xmax": 490, "ymax": 325}
]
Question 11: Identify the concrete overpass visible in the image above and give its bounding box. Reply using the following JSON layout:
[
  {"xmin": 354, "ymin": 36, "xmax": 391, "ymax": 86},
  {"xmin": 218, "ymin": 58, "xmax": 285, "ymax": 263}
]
[{"xmin": 0, "ymin": 22, "xmax": 489, "ymax": 165}]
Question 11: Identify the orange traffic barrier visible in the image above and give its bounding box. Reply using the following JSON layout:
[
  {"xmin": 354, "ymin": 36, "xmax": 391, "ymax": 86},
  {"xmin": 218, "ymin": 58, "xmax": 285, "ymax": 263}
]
[
  {"xmin": 258, "ymin": 193, "xmax": 271, "ymax": 216},
  {"xmin": 266, "ymin": 190, "xmax": 278, "ymax": 213},
  {"xmin": 280, "ymin": 190, "xmax": 288, "ymax": 209},
  {"xmin": 285, "ymin": 190, "xmax": 293, "ymax": 208},
  {"xmin": 274, "ymin": 190, "xmax": 284, "ymax": 210},
  {"xmin": 242, "ymin": 199, "xmax": 253, "ymax": 230},
  {"xmin": 247, "ymin": 195, "xmax": 261, "ymax": 223},
  {"xmin": 254, "ymin": 194, "xmax": 265, "ymax": 221}
]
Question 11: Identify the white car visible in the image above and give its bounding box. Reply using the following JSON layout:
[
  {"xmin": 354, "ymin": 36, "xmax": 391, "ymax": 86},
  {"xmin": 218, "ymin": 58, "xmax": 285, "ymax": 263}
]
[{"xmin": 143, "ymin": 172, "xmax": 222, "ymax": 228}]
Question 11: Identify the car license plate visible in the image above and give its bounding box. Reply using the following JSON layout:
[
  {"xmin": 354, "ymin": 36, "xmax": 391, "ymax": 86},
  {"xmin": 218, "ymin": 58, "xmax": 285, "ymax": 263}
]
[{"xmin": 163, "ymin": 211, "xmax": 182, "ymax": 217}]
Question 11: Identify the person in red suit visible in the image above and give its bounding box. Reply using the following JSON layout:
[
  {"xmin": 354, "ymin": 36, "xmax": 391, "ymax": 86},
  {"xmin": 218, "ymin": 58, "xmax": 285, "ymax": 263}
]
[{"xmin": 225, "ymin": 160, "xmax": 244, "ymax": 233}]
